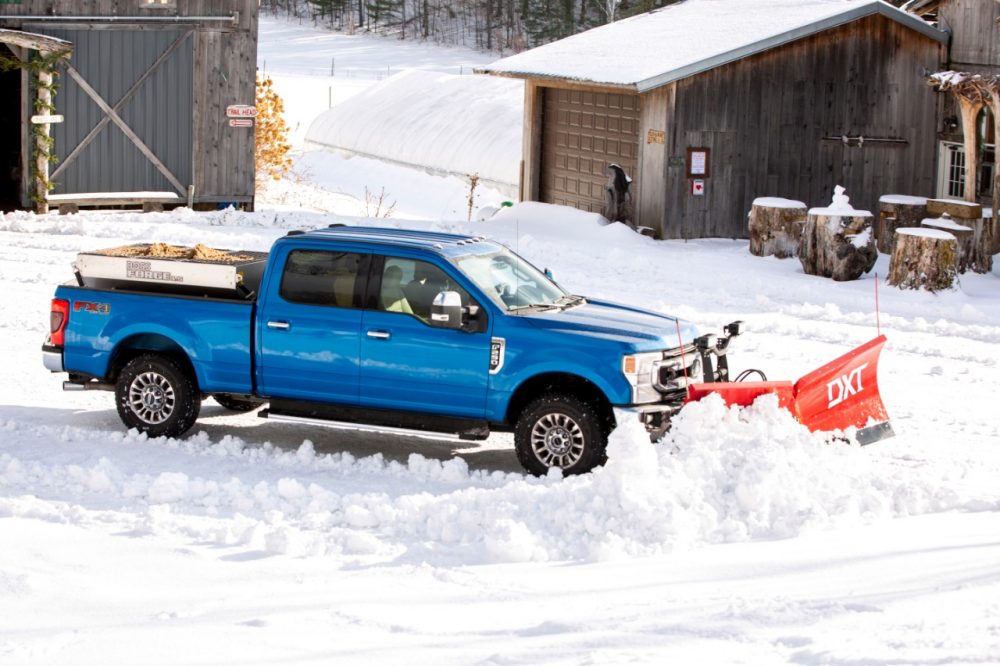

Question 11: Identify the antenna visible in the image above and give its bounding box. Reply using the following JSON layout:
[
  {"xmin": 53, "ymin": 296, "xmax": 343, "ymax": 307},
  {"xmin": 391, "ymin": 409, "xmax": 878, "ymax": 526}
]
[{"xmin": 875, "ymin": 271, "xmax": 881, "ymax": 336}]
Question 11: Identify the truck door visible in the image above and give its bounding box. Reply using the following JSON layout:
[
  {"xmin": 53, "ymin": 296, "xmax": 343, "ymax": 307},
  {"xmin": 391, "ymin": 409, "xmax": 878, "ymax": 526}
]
[
  {"xmin": 257, "ymin": 249, "xmax": 368, "ymax": 404},
  {"xmin": 359, "ymin": 256, "xmax": 490, "ymax": 418}
]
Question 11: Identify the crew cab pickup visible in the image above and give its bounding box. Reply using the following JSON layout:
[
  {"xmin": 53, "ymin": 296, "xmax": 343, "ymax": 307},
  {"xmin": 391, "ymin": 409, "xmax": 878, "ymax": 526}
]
[{"xmin": 43, "ymin": 225, "xmax": 743, "ymax": 475}]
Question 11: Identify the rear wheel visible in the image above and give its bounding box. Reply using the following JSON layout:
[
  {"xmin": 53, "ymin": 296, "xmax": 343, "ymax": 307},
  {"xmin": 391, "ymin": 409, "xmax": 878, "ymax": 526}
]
[
  {"xmin": 212, "ymin": 393, "xmax": 265, "ymax": 412},
  {"xmin": 514, "ymin": 394, "xmax": 607, "ymax": 476},
  {"xmin": 115, "ymin": 354, "xmax": 200, "ymax": 438}
]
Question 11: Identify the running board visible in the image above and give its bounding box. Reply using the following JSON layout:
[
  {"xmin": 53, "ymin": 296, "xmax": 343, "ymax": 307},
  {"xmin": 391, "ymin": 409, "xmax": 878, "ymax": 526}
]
[{"xmin": 260, "ymin": 410, "xmax": 487, "ymax": 442}]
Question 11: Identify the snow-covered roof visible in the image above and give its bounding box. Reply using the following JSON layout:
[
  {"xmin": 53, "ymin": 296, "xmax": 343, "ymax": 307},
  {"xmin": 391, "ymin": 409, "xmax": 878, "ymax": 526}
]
[
  {"xmin": 479, "ymin": 0, "xmax": 946, "ymax": 93},
  {"xmin": 305, "ymin": 70, "xmax": 523, "ymax": 188}
]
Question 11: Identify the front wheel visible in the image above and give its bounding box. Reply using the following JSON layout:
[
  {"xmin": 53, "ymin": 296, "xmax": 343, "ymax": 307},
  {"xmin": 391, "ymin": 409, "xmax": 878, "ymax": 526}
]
[
  {"xmin": 514, "ymin": 394, "xmax": 608, "ymax": 476},
  {"xmin": 115, "ymin": 354, "xmax": 200, "ymax": 438}
]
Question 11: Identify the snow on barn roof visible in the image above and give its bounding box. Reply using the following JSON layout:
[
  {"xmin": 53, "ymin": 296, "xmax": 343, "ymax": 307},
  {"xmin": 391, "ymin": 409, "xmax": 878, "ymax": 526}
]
[
  {"xmin": 305, "ymin": 70, "xmax": 523, "ymax": 188},
  {"xmin": 478, "ymin": 0, "xmax": 945, "ymax": 93}
]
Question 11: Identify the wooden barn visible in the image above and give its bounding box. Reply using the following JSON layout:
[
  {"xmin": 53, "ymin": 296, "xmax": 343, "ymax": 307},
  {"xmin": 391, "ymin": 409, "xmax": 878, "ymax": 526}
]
[
  {"xmin": 906, "ymin": 0, "xmax": 999, "ymax": 204},
  {"xmin": 0, "ymin": 0, "xmax": 258, "ymax": 213},
  {"xmin": 480, "ymin": 0, "xmax": 947, "ymax": 239}
]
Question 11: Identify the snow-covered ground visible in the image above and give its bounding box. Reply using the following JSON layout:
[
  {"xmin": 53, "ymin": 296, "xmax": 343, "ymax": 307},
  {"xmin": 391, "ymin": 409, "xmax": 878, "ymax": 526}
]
[{"xmin": 2, "ymin": 15, "xmax": 1000, "ymax": 666}]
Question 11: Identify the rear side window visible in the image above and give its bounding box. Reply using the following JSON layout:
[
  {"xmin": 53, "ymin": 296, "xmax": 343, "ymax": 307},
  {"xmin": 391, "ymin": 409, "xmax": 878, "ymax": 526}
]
[{"xmin": 279, "ymin": 250, "xmax": 365, "ymax": 308}]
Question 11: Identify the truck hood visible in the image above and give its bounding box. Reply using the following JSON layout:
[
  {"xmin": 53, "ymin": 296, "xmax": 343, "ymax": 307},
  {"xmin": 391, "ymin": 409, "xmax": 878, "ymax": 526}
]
[{"xmin": 518, "ymin": 298, "xmax": 700, "ymax": 351}]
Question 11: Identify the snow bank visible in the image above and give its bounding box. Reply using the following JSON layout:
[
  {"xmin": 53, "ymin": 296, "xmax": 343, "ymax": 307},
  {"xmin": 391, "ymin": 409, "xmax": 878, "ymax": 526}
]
[
  {"xmin": 305, "ymin": 70, "xmax": 523, "ymax": 188},
  {"xmin": 0, "ymin": 394, "xmax": 974, "ymax": 565}
]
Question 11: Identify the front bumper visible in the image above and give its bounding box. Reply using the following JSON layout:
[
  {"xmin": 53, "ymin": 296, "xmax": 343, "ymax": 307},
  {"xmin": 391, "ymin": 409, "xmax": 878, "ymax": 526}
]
[
  {"xmin": 618, "ymin": 402, "xmax": 685, "ymax": 438},
  {"xmin": 42, "ymin": 344, "xmax": 64, "ymax": 372}
]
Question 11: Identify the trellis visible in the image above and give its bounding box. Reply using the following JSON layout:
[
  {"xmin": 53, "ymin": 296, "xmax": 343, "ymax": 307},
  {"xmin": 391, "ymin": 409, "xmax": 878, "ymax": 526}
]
[
  {"xmin": 929, "ymin": 71, "xmax": 1000, "ymax": 222},
  {"xmin": 0, "ymin": 29, "xmax": 72, "ymax": 213}
]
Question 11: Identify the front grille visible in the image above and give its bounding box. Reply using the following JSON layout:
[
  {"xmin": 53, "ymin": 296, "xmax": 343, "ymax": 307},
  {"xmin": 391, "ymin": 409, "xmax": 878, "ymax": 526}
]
[{"xmin": 654, "ymin": 344, "xmax": 702, "ymax": 391}]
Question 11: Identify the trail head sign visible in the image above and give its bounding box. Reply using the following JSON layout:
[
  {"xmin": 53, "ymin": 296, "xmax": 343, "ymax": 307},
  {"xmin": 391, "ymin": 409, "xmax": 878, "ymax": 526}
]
[{"xmin": 226, "ymin": 105, "xmax": 257, "ymax": 118}]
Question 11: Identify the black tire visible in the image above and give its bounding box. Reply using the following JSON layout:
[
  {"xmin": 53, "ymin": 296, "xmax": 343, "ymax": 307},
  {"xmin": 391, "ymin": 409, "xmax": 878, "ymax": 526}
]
[
  {"xmin": 514, "ymin": 394, "xmax": 608, "ymax": 476},
  {"xmin": 115, "ymin": 354, "xmax": 201, "ymax": 438},
  {"xmin": 212, "ymin": 393, "xmax": 266, "ymax": 412}
]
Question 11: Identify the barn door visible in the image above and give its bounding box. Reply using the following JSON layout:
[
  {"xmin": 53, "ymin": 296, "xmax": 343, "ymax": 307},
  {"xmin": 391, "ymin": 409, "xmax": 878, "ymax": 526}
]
[
  {"xmin": 539, "ymin": 88, "xmax": 639, "ymax": 215},
  {"xmin": 38, "ymin": 28, "xmax": 193, "ymax": 196}
]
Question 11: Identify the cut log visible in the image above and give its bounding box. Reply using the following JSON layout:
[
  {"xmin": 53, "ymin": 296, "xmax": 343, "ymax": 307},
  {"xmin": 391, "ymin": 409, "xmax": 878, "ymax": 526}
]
[
  {"xmin": 799, "ymin": 189, "xmax": 877, "ymax": 281},
  {"xmin": 921, "ymin": 217, "xmax": 973, "ymax": 273},
  {"xmin": 878, "ymin": 195, "xmax": 928, "ymax": 254},
  {"xmin": 748, "ymin": 197, "xmax": 807, "ymax": 258},
  {"xmin": 927, "ymin": 198, "xmax": 982, "ymax": 219},
  {"xmin": 887, "ymin": 228, "xmax": 959, "ymax": 292}
]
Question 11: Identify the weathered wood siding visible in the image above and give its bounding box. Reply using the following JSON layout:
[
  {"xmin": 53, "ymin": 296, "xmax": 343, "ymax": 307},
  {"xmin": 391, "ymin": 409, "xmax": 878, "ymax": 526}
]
[
  {"xmin": 636, "ymin": 86, "xmax": 669, "ymax": 234},
  {"xmin": 940, "ymin": 0, "xmax": 1000, "ymax": 70},
  {"xmin": 192, "ymin": 19, "xmax": 257, "ymax": 201},
  {"xmin": 656, "ymin": 14, "xmax": 942, "ymax": 239},
  {"xmin": 0, "ymin": 0, "xmax": 257, "ymax": 206}
]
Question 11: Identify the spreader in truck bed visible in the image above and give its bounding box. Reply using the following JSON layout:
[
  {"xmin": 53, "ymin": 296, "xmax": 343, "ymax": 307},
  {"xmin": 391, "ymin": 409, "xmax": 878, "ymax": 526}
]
[{"xmin": 73, "ymin": 243, "xmax": 268, "ymax": 299}]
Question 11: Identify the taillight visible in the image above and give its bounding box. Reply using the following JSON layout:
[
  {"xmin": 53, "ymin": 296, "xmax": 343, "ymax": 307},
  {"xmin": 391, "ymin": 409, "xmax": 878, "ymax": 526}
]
[{"xmin": 50, "ymin": 298, "xmax": 69, "ymax": 347}]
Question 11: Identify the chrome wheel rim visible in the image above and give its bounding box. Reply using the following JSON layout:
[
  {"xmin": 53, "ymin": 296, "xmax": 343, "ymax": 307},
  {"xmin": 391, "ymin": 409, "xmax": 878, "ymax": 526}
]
[
  {"xmin": 128, "ymin": 371, "xmax": 176, "ymax": 424},
  {"xmin": 530, "ymin": 412, "xmax": 585, "ymax": 469}
]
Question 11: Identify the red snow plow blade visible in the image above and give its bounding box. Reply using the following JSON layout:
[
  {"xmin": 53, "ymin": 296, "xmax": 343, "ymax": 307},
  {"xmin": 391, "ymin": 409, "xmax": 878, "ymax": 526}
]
[{"xmin": 686, "ymin": 335, "xmax": 893, "ymax": 445}]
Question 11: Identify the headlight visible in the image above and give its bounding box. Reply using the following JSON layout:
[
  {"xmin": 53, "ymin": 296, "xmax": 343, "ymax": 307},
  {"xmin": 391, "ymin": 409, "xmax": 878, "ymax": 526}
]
[{"xmin": 622, "ymin": 351, "xmax": 662, "ymax": 403}]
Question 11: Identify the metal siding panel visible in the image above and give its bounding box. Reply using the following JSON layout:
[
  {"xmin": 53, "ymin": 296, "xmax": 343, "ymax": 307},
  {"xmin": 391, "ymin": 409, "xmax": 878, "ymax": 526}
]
[{"xmin": 43, "ymin": 27, "xmax": 192, "ymax": 195}]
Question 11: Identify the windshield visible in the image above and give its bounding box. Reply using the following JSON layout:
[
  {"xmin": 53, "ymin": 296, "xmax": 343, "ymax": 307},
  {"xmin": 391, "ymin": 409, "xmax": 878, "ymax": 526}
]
[{"xmin": 453, "ymin": 246, "xmax": 569, "ymax": 311}]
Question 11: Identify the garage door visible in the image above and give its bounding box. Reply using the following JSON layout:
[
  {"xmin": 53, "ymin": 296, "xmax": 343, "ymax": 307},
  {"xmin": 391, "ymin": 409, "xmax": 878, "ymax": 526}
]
[{"xmin": 540, "ymin": 88, "xmax": 639, "ymax": 214}]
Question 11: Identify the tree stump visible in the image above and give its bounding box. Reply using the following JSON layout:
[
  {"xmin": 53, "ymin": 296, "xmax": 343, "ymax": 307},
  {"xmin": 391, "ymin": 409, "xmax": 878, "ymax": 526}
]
[
  {"xmin": 921, "ymin": 217, "xmax": 973, "ymax": 273},
  {"xmin": 984, "ymin": 209, "xmax": 999, "ymax": 256},
  {"xmin": 799, "ymin": 187, "xmax": 877, "ymax": 281},
  {"xmin": 888, "ymin": 228, "xmax": 959, "ymax": 291},
  {"xmin": 877, "ymin": 195, "xmax": 928, "ymax": 254},
  {"xmin": 748, "ymin": 198, "xmax": 807, "ymax": 258},
  {"xmin": 914, "ymin": 199, "xmax": 991, "ymax": 272}
]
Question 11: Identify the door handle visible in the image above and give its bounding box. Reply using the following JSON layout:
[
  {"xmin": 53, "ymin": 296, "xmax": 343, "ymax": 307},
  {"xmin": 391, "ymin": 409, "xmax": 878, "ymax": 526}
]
[
  {"xmin": 267, "ymin": 320, "xmax": 291, "ymax": 330},
  {"xmin": 366, "ymin": 329, "xmax": 391, "ymax": 340}
]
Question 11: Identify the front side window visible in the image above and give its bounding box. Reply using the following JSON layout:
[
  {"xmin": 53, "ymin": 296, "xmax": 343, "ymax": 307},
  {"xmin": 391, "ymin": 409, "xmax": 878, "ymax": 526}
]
[
  {"xmin": 377, "ymin": 257, "xmax": 472, "ymax": 321},
  {"xmin": 279, "ymin": 250, "xmax": 364, "ymax": 307}
]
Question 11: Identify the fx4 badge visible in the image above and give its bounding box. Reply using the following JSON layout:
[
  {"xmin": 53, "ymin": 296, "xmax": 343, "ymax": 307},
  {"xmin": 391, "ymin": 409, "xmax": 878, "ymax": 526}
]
[
  {"xmin": 490, "ymin": 337, "xmax": 505, "ymax": 375},
  {"xmin": 73, "ymin": 301, "xmax": 110, "ymax": 315},
  {"xmin": 827, "ymin": 362, "xmax": 868, "ymax": 408}
]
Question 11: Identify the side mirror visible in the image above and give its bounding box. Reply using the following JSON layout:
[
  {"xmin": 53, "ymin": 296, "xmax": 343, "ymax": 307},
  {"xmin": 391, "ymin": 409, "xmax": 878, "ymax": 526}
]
[{"xmin": 431, "ymin": 291, "xmax": 464, "ymax": 330}]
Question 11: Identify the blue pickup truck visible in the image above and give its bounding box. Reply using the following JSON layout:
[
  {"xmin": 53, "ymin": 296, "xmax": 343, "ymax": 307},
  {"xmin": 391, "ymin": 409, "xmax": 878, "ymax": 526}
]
[{"xmin": 43, "ymin": 225, "xmax": 742, "ymax": 475}]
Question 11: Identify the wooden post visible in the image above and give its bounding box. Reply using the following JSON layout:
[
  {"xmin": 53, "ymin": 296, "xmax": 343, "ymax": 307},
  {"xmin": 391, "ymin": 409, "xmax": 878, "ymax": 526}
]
[
  {"xmin": 956, "ymin": 95, "xmax": 984, "ymax": 204},
  {"xmin": 35, "ymin": 69, "xmax": 52, "ymax": 214},
  {"xmin": 747, "ymin": 197, "xmax": 806, "ymax": 258},
  {"xmin": 877, "ymin": 195, "xmax": 928, "ymax": 255},
  {"xmin": 983, "ymin": 77, "xmax": 1000, "ymax": 247},
  {"xmin": 887, "ymin": 228, "xmax": 959, "ymax": 292}
]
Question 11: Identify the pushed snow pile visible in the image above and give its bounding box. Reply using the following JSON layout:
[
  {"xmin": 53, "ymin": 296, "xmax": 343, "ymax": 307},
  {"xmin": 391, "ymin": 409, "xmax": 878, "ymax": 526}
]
[
  {"xmin": 488, "ymin": 201, "xmax": 643, "ymax": 245},
  {"xmin": 0, "ymin": 395, "xmax": 972, "ymax": 566},
  {"xmin": 305, "ymin": 70, "xmax": 523, "ymax": 187}
]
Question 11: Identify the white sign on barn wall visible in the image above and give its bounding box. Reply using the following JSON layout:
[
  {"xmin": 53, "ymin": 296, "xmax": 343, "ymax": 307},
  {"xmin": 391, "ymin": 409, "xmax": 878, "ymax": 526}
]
[{"xmin": 226, "ymin": 105, "xmax": 257, "ymax": 118}]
